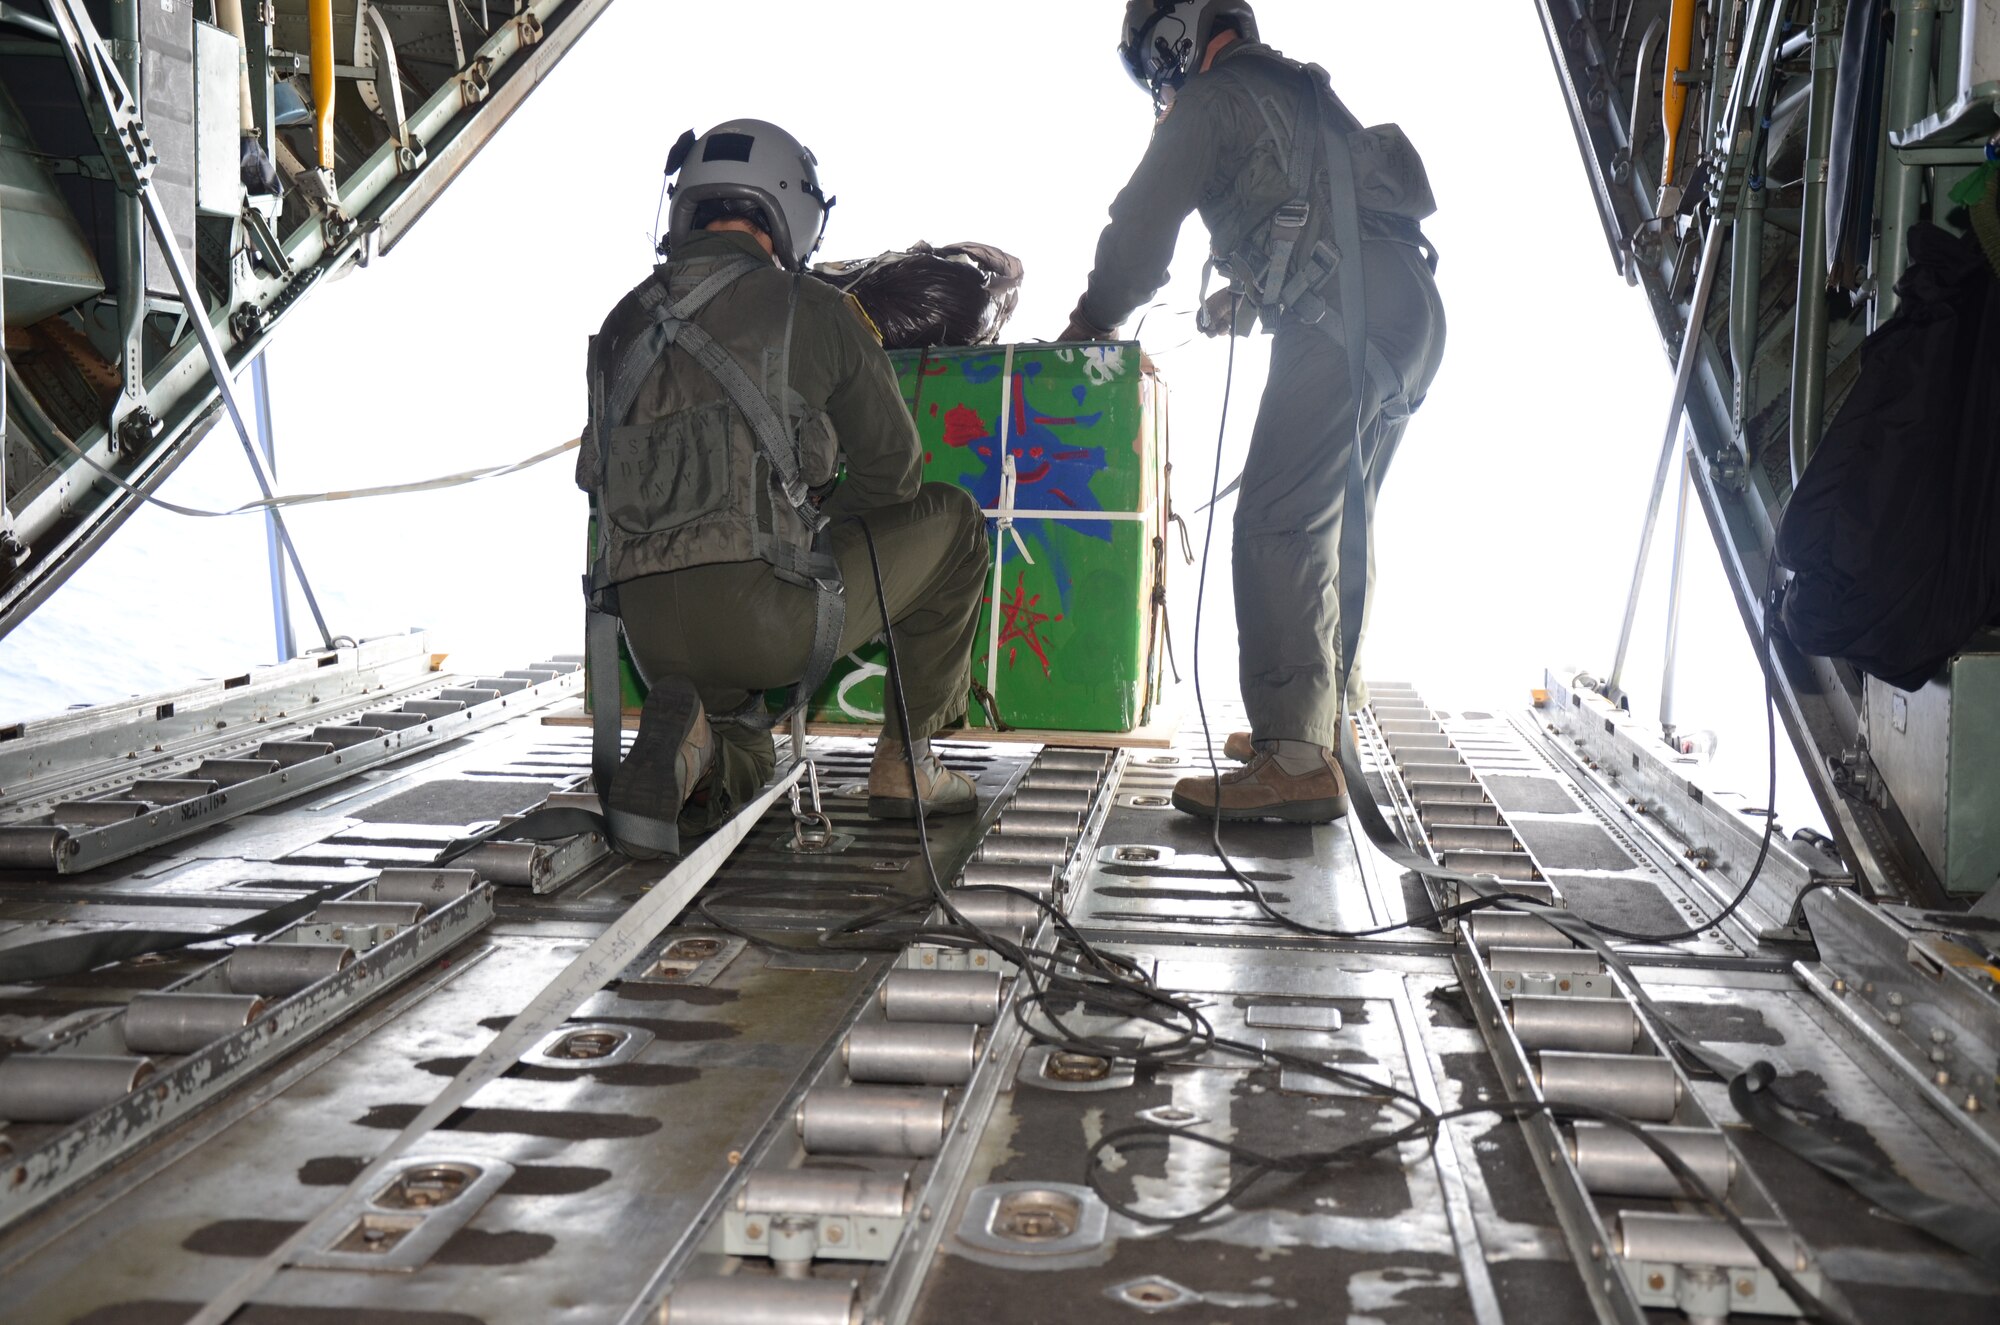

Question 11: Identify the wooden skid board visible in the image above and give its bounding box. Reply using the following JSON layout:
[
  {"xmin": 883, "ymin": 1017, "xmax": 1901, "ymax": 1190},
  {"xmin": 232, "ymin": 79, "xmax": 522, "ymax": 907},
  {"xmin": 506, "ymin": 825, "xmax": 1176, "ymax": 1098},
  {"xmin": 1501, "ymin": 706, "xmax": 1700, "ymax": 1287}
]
[{"xmin": 541, "ymin": 702, "xmax": 1183, "ymax": 749}]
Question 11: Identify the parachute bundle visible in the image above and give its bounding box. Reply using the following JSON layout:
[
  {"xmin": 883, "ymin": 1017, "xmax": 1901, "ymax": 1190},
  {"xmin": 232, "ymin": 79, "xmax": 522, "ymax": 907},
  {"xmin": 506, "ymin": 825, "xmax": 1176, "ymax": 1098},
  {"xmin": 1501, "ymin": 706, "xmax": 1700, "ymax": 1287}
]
[{"xmin": 811, "ymin": 242, "xmax": 1024, "ymax": 349}]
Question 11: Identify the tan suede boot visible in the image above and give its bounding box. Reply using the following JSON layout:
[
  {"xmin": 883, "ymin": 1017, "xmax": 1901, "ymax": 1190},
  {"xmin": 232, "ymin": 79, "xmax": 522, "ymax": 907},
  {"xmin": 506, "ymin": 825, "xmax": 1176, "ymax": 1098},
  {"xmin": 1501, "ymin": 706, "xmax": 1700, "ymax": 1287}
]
[
  {"xmin": 867, "ymin": 737, "xmax": 978, "ymax": 819},
  {"xmin": 1171, "ymin": 748, "xmax": 1349, "ymax": 823},
  {"xmin": 1222, "ymin": 731, "xmax": 1255, "ymax": 762},
  {"xmin": 605, "ymin": 676, "xmax": 716, "ymax": 856}
]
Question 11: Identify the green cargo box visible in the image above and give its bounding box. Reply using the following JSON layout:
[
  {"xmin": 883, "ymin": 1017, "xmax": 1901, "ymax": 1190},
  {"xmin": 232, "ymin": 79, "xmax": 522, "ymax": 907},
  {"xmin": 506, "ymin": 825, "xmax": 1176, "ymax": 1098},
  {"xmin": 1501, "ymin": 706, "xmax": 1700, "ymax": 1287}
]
[{"xmin": 598, "ymin": 341, "xmax": 1169, "ymax": 734}]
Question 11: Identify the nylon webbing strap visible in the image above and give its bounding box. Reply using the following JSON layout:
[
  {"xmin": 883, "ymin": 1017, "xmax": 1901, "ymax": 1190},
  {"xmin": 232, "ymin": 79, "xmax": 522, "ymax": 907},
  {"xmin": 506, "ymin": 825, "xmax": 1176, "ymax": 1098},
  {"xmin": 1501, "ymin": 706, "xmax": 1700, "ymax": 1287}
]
[
  {"xmin": 589, "ymin": 604, "xmax": 624, "ymax": 801},
  {"xmin": 0, "ymin": 880, "xmax": 357, "ymax": 984},
  {"xmin": 1306, "ymin": 68, "xmax": 1471, "ymax": 893},
  {"xmin": 183, "ymin": 762, "xmax": 807, "ymax": 1325},
  {"xmin": 1731, "ymin": 1065, "xmax": 2000, "ymax": 1268},
  {"xmin": 1260, "ymin": 63, "xmax": 1318, "ymax": 318}
]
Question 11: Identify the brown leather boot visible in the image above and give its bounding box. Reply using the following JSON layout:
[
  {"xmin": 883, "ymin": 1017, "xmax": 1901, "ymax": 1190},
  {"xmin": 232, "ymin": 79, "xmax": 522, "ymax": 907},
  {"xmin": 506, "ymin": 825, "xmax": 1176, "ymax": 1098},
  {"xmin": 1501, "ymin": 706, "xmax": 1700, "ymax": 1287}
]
[
  {"xmin": 1171, "ymin": 748, "xmax": 1349, "ymax": 823},
  {"xmin": 1222, "ymin": 731, "xmax": 1255, "ymax": 762},
  {"xmin": 867, "ymin": 737, "xmax": 978, "ymax": 819}
]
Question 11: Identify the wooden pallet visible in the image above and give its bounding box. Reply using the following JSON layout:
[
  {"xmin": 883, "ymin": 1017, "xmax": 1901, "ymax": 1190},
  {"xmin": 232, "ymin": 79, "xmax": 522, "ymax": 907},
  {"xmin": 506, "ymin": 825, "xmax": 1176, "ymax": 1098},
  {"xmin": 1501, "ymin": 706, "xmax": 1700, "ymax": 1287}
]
[{"xmin": 541, "ymin": 700, "xmax": 1182, "ymax": 749}]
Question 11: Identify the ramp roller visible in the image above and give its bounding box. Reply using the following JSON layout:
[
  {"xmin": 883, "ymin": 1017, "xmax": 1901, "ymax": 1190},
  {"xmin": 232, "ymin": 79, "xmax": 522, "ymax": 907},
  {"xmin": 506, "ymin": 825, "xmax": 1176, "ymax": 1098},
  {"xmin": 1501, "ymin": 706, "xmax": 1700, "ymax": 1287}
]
[
  {"xmin": 663, "ymin": 1278, "xmax": 858, "ymax": 1325},
  {"xmin": 1572, "ymin": 1123, "xmax": 1734, "ymax": 1199},
  {"xmin": 123, "ymin": 993, "xmax": 268, "ymax": 1055},
  {"xmin": 1537, "ymin": 1052, "xmax": 1681, "ymax": 1122},
  {"xmin": 0, "ymin": 1055, "xmax": 155, "ymax": 1122},
  {"xmin": 1508, "ymin": 995, "xmax": 1640, "ymax": 1053},
  {"xmin": 879, "ymin": 970, "xmax": 1005, "ymax": 1024},
  {"xmin": 844, "ymin": 1022, "xmax": 984, "ymax": 1085},
  {"xmin": 796, "ymin": 1086, "xmax": 951, "ymax": 1157},
  {"xmin": 225, "ymin": 943, "xmax": 354, "ymax": 997}
]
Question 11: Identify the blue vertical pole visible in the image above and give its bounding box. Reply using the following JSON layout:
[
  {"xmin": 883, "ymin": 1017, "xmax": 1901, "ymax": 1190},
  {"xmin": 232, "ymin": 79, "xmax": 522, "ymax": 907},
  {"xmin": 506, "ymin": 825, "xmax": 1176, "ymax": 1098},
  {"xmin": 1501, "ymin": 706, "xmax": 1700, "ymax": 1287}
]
[{"xmin": 250, "ymin": 354, "xmax": 296, "ymax": 662}]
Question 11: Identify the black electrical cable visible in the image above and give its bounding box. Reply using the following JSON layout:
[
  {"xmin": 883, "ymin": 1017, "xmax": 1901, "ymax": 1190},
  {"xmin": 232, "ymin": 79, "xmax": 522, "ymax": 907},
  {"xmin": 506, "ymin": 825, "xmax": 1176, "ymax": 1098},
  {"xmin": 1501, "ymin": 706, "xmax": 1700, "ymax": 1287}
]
[
  {"xmin": 1183, "ymin": 293, "xmax": 1518, "ymax": 940},
  {"xmin": 1083, "ymin": 1096, "xmax": 1857, "ymax": 1325},
  {"xmin": 846, "ymin": 408, "xmax": 1852, "ymax": 1324},
  {"xmin": 1178, "ymin": 291, "xmax": 1789, "ymax": 950},
  {"xmin": 849, "ymin": 512, "xmax": 1440, "ymax": 1121},
  {"xmin": 1578, "ymin": 555, "xmax": 1784, "ymax": 945}
]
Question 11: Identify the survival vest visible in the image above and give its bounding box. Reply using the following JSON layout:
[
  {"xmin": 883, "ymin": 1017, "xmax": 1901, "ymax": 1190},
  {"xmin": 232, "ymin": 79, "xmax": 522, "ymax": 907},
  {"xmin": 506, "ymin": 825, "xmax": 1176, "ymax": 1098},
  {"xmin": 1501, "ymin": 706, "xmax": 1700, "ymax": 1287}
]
[{"xmin": 581, "ymin": 254, "xmax": 841, "ymax": 601}]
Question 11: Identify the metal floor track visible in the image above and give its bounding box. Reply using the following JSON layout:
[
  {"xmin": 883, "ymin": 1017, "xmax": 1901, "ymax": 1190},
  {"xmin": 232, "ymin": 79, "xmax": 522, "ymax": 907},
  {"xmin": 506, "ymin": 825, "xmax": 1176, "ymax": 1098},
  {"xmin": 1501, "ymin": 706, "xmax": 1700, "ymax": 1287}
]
[{"xmin": 0, "ymin": 669, "xmax": 1993, "ymax": 1323}]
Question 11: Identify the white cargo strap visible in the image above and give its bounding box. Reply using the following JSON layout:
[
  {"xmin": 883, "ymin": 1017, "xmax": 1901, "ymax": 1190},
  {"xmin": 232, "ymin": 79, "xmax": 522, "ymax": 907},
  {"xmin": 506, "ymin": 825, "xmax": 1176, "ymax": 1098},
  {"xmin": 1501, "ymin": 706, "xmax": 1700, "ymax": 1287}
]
[
  {"xmin": 983, "ymin": 348, "xmax": 1027, "ymax": 704},
  {"xmin": 183, "ymin": 763, "xmax": 809, "ymax": 1325}
]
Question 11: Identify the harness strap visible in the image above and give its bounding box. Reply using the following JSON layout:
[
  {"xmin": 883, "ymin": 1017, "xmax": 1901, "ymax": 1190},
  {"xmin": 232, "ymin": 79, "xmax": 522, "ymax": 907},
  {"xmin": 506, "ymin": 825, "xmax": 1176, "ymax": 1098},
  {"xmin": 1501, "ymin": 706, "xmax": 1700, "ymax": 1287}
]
[
  {"xmin": 1301, "ymin": 65, "xmax": 1469, "ymax": 893},
  {"xmin": 1260, "ymin": 67, "xmax": 1319, "ymax": 322},
  {"xmin": 586, "ymin": 257, "xmax": 767, "ymax": 605},
  {"xmin": 666, "ymin": 317, "xmax": 814, "ymax": 514},
  {"xmin": 659, "ymin": 274, "xmax": 845, "ymax": 731}
]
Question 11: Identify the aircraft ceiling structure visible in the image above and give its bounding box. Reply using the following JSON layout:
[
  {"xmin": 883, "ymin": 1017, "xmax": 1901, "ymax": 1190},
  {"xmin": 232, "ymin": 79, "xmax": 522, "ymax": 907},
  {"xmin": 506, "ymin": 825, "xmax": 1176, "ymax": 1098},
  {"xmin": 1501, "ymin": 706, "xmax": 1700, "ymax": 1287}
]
[{"xmin": 0, "ymin": 0, "xmax": 613, "ymax": 648}]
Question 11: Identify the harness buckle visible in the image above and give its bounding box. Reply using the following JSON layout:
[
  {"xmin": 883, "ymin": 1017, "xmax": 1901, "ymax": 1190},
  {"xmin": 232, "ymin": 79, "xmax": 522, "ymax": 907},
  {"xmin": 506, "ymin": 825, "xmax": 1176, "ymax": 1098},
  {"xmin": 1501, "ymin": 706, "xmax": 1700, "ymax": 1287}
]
[
  {"xmin": 1291, "ymin": 292, "xmax": 1330, "ymax": 326},
  {"xmin": 1272, "ymin": 201, "xmax": 1311, "ymax": 232}
]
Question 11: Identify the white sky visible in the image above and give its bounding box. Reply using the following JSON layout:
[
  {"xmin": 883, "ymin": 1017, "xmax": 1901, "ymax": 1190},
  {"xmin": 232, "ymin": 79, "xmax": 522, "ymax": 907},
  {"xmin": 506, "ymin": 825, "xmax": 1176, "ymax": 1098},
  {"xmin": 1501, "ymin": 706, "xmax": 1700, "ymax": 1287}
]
[{"xmin": 0, "ymin": 1, "xmax": 1823, "ymax": 831}]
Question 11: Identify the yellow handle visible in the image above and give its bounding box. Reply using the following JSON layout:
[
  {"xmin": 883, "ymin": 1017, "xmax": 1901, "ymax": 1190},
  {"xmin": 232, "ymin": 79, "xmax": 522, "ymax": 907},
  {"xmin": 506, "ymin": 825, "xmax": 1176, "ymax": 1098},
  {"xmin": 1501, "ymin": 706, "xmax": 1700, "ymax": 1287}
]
[
  {"xmin": 311, "ymin": 0, "xmax": 335, "ymax": 170},
  {"xmin": 1661, "ymin": 0, "xmax": 1696, "ymax": 188}
]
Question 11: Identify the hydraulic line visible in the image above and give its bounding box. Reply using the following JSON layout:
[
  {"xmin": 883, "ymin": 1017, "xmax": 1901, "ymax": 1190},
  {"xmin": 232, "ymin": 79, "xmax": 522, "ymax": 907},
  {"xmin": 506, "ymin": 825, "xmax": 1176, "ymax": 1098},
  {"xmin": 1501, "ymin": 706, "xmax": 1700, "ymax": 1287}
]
[
  {"xmin": 1659, "ymin": 0, "xmax": 1699, "ymax": 211},
  {"xmin": 310, "ymin": 0, "xmax": 335, "ymax": 171}
]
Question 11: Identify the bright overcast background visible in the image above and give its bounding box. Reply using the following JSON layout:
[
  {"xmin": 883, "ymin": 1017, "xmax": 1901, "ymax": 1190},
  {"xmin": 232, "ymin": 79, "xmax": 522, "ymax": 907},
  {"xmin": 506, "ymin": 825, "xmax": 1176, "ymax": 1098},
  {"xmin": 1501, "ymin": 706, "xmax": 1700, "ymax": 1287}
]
[{"xmin": 0, "ymin": 1, "xmax": 1823, "ymax": 830}]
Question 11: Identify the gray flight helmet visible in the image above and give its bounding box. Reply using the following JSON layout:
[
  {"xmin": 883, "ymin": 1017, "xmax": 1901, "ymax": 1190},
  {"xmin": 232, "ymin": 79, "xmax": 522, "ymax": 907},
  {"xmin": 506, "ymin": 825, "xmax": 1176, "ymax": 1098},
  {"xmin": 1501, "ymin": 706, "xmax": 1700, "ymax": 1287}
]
[
  {"xmin": 664, "ymin": 119, "xmax": 834, "ymax": 271},
  {"xmin": 1119, "ymin": 0, "xmax": 1259, "ymax": 106}
]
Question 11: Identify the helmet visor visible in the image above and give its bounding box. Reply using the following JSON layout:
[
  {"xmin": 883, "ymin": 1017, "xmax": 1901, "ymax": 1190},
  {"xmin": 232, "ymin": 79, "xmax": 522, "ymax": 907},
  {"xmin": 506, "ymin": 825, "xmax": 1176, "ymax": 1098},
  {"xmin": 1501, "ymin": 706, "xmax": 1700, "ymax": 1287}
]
[{"xmin": 1123, "ymin": 6, "xmax": 1198, "ymax": 106}]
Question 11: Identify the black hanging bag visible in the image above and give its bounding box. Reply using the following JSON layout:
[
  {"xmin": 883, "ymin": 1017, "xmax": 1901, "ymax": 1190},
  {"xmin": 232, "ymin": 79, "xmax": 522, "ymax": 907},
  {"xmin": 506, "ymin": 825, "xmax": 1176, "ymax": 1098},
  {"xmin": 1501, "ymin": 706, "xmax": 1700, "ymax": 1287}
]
[{"xmin": 1777, "ymin": 221, "xmax": 2000, "ymax": 690}]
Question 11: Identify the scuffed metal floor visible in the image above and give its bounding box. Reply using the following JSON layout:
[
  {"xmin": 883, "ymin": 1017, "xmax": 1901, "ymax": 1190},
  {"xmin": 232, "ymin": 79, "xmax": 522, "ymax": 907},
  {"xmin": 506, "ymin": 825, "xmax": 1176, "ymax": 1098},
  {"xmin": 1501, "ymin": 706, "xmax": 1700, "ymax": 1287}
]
[{"xmin": 0, "ymin": 683, "xmax": 1995, "ymax": 1323}]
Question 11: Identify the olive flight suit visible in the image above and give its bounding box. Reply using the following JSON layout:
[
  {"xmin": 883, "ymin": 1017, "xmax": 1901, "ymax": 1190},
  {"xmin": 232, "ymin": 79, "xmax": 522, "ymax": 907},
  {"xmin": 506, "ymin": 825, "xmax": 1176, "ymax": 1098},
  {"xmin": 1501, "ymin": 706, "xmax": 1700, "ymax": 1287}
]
[
  {"xmin": 1074, "ymin": 41, "xmax": 1447, "ymax": 750},
  {"xmin": 586, "ymin": 230, "xmax": 991, "ymax": 833}
]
